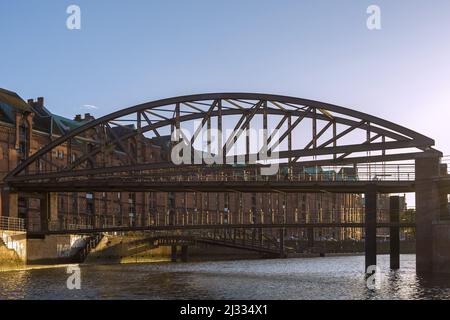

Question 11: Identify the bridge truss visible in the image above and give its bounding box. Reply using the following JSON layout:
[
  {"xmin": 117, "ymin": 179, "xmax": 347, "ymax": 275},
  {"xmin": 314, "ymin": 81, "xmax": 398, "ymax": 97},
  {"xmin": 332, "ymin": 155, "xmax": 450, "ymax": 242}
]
[{"xmin": 4, "ymin": 93, "xmax": 440, "ymax": 191}]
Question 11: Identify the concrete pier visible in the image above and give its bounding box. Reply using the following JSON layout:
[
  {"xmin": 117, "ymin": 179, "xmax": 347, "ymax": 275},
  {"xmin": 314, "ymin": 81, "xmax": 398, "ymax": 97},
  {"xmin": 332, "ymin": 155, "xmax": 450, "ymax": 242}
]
[
  {"xmin": 365, "ymin": 185, "xmax": 377, "ymax": 272},
  {"xmin": 389, "ymin": 196, "xmax": 400, "ymax": 269},
  {"xmin": 181, "ymin": 245, "xmax": 188, "ymax": 262},
  {"xmin": 279, "ymin": 228, "xmax": 285, "ymax": 258},
  {"xmin": 307, "ymin": 227, "xmax": 314, "ymax": 248},
  {"xmin": 415, "ymin": 154, "xmax": 443, "ymax": 273},
  {"xmin": 171, "ymin": 245, "xmax": 177, "ymax": 262}
]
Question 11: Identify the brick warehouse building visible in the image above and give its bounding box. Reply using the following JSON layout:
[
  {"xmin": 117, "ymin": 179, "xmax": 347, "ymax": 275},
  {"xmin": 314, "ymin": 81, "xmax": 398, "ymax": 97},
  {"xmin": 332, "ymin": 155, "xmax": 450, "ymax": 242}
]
[{"xmin": 0, "ymin": 88, "xmax": 365, "ymax": 240}]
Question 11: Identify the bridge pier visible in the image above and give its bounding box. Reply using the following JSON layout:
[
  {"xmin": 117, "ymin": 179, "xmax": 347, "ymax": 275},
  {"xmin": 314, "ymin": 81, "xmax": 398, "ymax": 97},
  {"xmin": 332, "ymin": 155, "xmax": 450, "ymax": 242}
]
[
  {"xmin": 416, "ymin": 153, "xmax": 449, "ymax": 273},
  {"xmin": 181, "ymin": 245, "xmax": 189, "ymax": 262},
  {"xmin": 307, "ymin": 227, "xmax": 314, "ymax": 249},
  {"xmin": 279, "ymin": 228, "xmax": 285, "ymax": 258},
  {"xmin": 171, "ymin": 245, "xmax": 177, "ymax": 262},
  {"xmin": 365, "ymin": 185, "xmax": 377, "ymax": 273},
  {"xmin": 40, "ymin": 193, "xmax": 48, "ymax": 232},
  {"xmin": 390, "ymin": 196, "xmax": 400, "ymax": 270}
]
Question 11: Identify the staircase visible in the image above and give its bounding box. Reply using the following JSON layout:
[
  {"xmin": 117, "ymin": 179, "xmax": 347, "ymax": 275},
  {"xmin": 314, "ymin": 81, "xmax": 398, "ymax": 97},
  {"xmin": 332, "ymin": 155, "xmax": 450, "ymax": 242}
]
[
  {"xmin": 72, "ymin": 234, "xmax": 104, "ymax": 263},
  {"xmin": 198, "ymin": 237, "xmax": 282, "ymax": 256},
  {"xmin": 196, "ymin": 229, "xmax": 293, "ymax": 257}
]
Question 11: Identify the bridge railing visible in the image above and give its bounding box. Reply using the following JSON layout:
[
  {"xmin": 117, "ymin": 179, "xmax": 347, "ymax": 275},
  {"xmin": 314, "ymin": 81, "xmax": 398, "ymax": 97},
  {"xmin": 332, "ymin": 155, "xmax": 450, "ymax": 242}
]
[
  {"xmin": 96, "ymin": 163, "xmax": 417, "ymax": 183},
  {"xmin": 0, "ymin": 216, "xmax": 25, "ymax": 232},
  {"xmin": 26, "ymin": 207, "xmax": 416, "ymax": 234},
  {"xmin": 49, "ymin": 222, "xmax": 95, "ymax": 232}
]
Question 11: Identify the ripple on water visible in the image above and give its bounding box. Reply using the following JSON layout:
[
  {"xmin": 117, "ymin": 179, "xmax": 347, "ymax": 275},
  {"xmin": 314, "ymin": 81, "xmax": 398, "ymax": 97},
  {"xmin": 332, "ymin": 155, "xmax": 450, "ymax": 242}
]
[{"xmin": 1, "ymin": 254, "xmax": 450, "ymax": 300}]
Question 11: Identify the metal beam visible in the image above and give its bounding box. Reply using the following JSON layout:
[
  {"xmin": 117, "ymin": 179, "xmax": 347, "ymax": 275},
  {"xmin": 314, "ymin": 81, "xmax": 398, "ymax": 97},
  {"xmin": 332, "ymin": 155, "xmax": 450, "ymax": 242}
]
[{"xmin": 5, "ymin": 93, "xmax": 438, "ymax": 182}]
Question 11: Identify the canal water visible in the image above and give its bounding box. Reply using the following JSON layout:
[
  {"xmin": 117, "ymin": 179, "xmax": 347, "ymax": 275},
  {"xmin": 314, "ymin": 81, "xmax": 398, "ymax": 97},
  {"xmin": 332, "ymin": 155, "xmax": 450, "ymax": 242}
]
[{"xmin": 1, "ymin": 254, "xmax": 450, "ymax": 300}]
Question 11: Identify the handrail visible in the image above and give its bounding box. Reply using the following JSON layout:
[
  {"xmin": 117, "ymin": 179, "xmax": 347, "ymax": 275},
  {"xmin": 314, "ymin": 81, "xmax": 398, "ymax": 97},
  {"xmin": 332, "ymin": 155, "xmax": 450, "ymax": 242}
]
[
  {"xmin": 8, "ymin": 162, "xmax": 419, "ymax": 183},
  {"xmin": 0, "ymin": 216, "xmax": 25, "ymax": 232}
]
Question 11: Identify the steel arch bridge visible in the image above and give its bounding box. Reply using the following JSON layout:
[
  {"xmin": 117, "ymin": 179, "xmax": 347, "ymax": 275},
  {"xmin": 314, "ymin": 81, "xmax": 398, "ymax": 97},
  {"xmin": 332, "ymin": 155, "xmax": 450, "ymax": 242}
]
[
  {"xmin": 4, "ymin": 93, "xmax": 441, "ymax": 192},
  {"xmin": 4, "ymin": 92, "xmax": 449, "ymax": 274}
]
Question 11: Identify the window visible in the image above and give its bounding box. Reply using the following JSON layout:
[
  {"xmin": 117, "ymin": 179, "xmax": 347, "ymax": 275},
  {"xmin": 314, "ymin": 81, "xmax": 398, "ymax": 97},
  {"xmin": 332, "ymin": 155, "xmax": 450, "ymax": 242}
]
[
  {"xmin": 129, "ymin": 193, "xmax": 136, "ymax": 215},
  {"xmin": 19, "ymin": 142, "xmax": 26, "ymax": 155},
  {"xmin": 149, "ymin": 193, "xmax": 156, "ymax": 209},
  {"xmin": 19, "ymin": 123, "xmax": 27, "ymax": 137},
  {"xmin": 87, "ymin": 202, "xmax": 94, "ymax": 215},
  {"xmin": 86, "ymin": 193, "xmax": 94, "ymax": 215},
  {"xmin": 224, "ymin": 194, "xmax": 229, "ymax": 209},
  {"xmin": 56, "ymin": 150, "xmax": 64, "ymax": 159},
  {"xmin": 72, "ymin": 193, "xmax": 78, "ymax": 212},
  {"xmin": 18, "ymin": 120, "xmax": 28, "ymax": 156},
  {"xmin": 36, "ymin": 160, "xmax": 44, "ymax": 171}
]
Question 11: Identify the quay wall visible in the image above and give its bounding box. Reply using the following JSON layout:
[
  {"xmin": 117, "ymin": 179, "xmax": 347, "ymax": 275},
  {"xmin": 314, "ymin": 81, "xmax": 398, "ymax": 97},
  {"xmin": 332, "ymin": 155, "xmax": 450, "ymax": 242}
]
[{"xmin": 26, "ymin": 234, "xmax": 89, "ymax": 264}]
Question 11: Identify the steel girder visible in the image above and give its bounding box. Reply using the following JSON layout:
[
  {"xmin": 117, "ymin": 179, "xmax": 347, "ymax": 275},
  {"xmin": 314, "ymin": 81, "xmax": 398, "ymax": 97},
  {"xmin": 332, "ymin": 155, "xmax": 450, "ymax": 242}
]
[{"xmin": 4, "ymin": 93, "xmax": 440, "ymax": 188}]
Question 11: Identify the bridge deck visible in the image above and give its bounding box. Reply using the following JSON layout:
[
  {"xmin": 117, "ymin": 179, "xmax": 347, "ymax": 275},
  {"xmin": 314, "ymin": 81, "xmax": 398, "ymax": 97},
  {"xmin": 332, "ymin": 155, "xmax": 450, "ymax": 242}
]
[
  {"xmin": 13, "ymin": 180, "xmax": 416, "ymax": 194},
  {"xmin": 28, "ymin": 222, "xmax": 416, "ymax": 236}
]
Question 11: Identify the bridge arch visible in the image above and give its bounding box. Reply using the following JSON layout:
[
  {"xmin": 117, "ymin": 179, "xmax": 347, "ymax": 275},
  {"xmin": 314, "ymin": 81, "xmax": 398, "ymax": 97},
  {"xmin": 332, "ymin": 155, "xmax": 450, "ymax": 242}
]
[{"xmin": 4, "ymin": 93, "xmax": 439, "ymax": 187}]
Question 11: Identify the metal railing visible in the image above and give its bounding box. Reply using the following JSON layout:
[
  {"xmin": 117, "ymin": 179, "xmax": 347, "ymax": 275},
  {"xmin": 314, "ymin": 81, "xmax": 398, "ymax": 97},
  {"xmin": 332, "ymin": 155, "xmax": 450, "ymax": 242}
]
[
  {"xmin": 81, "ymin": 163, "xmax": 417, "ymax": 185},
  {"xmin": 0, "ymin": 216, "xmax": 25, "ymax": 232},
  {"xmin": 29, "ymin": 207, "xmax": 415, "ymax": 234},
  {"xmin": 49, "ymin": 222, "xmax": 94, "ymax": 232},
  {"xmin": 16, "ymin": 162, "xmax": 415, "ymax": 184}
]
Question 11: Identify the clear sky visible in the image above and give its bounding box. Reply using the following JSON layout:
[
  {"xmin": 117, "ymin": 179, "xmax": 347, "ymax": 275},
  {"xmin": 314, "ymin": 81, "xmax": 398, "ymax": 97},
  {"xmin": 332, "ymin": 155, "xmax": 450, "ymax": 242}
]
[{"xmin": 1, "ymin": 0, "xmax": 450, "ymax": 158}]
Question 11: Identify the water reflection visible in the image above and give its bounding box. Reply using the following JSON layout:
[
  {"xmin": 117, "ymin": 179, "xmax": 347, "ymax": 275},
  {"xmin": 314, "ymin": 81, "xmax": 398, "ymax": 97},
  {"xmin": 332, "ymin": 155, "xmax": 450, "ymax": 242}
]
[
  {"xmin": 0, "ymin": 271, "xmax": 29, "ymax": 299},
  {"xmin": 1, "ymin": 255, "xmax": 450, "ymax": 300}
]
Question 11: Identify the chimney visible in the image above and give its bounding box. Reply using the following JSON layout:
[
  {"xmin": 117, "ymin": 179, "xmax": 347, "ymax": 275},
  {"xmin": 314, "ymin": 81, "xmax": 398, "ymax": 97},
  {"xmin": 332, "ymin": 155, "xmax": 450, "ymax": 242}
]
[
  {"xmin": 84, "ymin": 113, "xmax": 94, "ymax": 121},
  {"xmin": 74, "ymin": 114, "xmax": 82, "ymax": 122},
  {"xmin": 37, "ymin": 97, "xmax": 44, "ymax": 107},
  {"xmin": 27, "ymin": 99, "xmax": 34, "ymax": 106}
]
